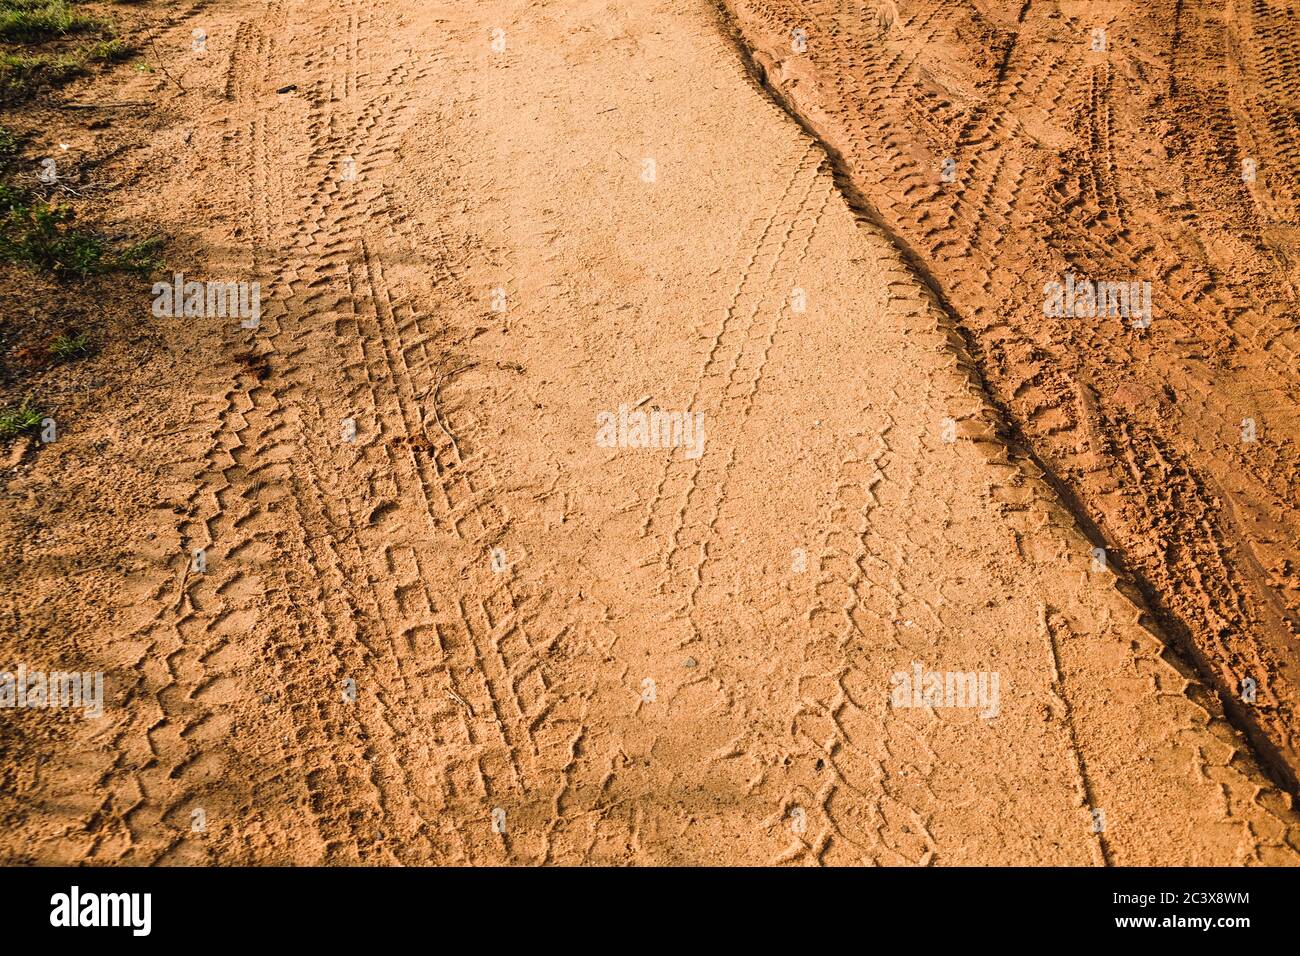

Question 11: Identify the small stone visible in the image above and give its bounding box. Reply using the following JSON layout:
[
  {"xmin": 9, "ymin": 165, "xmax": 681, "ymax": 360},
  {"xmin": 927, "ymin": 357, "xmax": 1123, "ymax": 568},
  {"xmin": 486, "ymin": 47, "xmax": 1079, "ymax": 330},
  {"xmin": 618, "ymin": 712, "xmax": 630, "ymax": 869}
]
[{"xmin": 683, "ymin": 657, "xmax": 697, "ymax": 668}]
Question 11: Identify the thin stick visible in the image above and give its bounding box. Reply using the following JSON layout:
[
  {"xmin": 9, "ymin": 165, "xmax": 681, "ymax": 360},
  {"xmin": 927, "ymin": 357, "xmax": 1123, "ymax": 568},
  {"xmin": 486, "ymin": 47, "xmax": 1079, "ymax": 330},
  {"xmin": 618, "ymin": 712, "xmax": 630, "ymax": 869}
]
[
  {"xmin": 143, "ymin": 26, "xmax": 187, "ymax": 94},
  {"xmin": 447, "ymin": 688, "xmax": 474, "ymax": 717}
]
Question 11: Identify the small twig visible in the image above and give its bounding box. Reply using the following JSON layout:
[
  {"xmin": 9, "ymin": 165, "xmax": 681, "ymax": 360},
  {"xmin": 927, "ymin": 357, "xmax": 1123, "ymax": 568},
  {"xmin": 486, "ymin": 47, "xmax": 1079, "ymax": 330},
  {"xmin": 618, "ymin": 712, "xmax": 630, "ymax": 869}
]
[
  {"xmin": 144, "ymin": 26, "xmax": 187, "ymax": 94},
  {"xmin": 446, "ymin": 688, "xmax": 474, "ymax": 717},
  {"xmin": 44, "ymin": 178, "xmax": 116, "ymax": 199}
]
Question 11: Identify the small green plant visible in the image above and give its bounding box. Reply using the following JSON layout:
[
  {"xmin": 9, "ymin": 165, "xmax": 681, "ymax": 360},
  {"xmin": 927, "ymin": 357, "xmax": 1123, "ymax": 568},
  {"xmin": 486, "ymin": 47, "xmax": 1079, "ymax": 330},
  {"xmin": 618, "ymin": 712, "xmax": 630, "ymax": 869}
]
[
  {"xmin": 86, "ymin": 37, "xmax": 131, "ymax": 63},
  {"xmin": 0, "ymin": 190, "xmax": 160, "ymax": 277},
  {"xmin": 112, "ymin": 235, "xmax": 163, "ymax": 274},
  {"xmin": 0, "ymin": 125, "xmax": 18, "ymax": 162},
  {"xmin": 0, "ymin": 179, "xmax": 26, "ymax": 207},
  {"xmin": 48, "ymin": 330, "xmax": 90, "ymax": 359},
  {"xmin": 0, "ymin": 199, "xmax": 106, "ymax": 275},
  {"xmin": 0, "ymin": 398, "xmax": 42, "ymax": 438},
  {"xmin": 0, "ymin": 3, "xmax": 128, "ymax": 99},
  {"xmin": 0, "ymin": 49, "xmax": 83, "ymax": 97}
]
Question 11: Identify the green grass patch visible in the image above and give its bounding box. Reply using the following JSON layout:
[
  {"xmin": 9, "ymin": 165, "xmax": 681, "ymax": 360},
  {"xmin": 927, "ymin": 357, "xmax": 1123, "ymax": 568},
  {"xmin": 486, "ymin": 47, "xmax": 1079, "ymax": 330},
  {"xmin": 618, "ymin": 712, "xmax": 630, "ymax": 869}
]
[
  {"xmin": 0, "ymin": 199, "xmax": 107, "ymax": 275},
  {"xmin": 86, "ymin": 36, "xmax": 130, "ymax": 62},
  {"xmin": 0, "ymin": 1, "xmax": 104, "ymax": 43},
  {"xmin": 0, "ymin": 188, "xmax": 162, "ymax": 278},
  {"xmin": 0, "ymin": 124, "xmax": 18, "ymax": 162},
  {"xmin": 0, "ymin": 42, "xmax": 134, "ymax": 97},
  {"xmin": 48, "ymin": 330, "xmax": 90, "ymax": 359},
  {"xmin": 112, "ymin": 235, "xmax": 163, "ymax": 273},
  {"xmin": 0, "ymin": 2, "xmax": 131, "ymax": 99},
  {"xmin": 0, "ymin": 48, "xmax": 83, "ymax": 96},
  {"xmin": 0, "ymin": 398, "xmax": 42, "ymax": 438}
]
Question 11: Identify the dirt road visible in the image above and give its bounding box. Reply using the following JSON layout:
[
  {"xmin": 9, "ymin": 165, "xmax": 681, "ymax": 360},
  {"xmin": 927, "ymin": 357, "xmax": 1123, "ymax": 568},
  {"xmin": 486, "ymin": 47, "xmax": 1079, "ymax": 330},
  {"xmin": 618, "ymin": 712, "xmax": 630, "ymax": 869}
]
[
  {"xmin": 1, "ymin": 0, "xmax": 1298, "ymax": 865},
  {"xmin": 724, "ymin": 0, "xmax": 1300, "ymax": 787}
]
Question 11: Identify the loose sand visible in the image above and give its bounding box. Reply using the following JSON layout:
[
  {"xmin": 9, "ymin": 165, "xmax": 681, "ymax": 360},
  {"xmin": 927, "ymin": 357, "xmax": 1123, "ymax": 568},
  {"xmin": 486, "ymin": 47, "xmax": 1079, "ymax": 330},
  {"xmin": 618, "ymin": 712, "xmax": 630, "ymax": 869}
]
[{"xmin": 1, "ymin": 0, "xmax": 1297, "ymax": 865}]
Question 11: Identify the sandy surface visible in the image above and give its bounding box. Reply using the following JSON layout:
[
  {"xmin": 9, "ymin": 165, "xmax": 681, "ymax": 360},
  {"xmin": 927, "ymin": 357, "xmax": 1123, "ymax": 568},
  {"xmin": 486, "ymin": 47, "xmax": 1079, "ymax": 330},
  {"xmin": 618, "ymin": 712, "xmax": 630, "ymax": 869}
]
[
  {"xmin": 1, "ymin": 0, "xmax": 1297, "ymax": 865},
  {"xmin": 724, "ymin": 0, "xmax": 1300, "ymax": 789}
]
